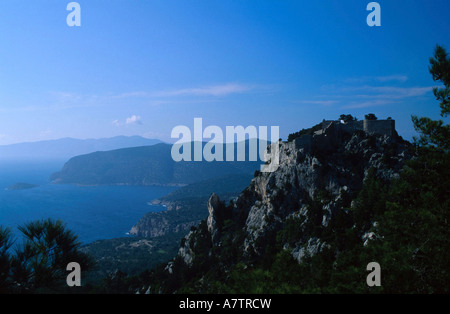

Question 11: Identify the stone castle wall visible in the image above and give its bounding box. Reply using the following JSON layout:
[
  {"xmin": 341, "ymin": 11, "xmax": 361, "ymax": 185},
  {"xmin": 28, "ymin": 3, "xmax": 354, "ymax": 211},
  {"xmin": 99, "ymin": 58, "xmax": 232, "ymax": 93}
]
[
  {"xmin": 288, "ymin": 118, "xmax": 396, "ymax": 154},
  {"xmin": 321, "ymin": 119, "xmax": 395, "ymax": 137},
  {"xmin": 363, "ymin": 119, "xmax": 395, "ymax": 136},
  {"xmin": 340, "ymin": 120, "xmax": 364, "ymax": 134}
]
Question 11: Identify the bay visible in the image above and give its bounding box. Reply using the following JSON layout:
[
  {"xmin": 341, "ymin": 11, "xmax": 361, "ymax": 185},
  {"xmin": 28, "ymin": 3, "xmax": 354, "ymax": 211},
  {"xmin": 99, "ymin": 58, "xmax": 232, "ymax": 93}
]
[{"xmin": 0, "ymin": 160, "xmax": 177, "ymax": 245}]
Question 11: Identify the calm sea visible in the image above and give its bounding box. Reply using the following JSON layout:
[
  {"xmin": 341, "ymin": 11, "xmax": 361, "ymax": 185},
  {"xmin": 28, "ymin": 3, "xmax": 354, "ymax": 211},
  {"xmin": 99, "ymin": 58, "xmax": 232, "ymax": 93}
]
[{"xmin": 0, "ymin": 160, "xmax": 177, "ymax": 245}]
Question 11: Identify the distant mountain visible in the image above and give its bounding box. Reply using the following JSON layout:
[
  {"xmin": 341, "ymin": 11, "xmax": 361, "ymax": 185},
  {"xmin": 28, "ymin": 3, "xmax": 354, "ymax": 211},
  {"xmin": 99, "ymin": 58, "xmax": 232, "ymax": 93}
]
[
  {"xmin": 0, "ymin": 136, "xmax": 162, "ymax": 160},
  {"xmin": 50, "ymin": 141, "xmax": 263, "ymax": 186}
]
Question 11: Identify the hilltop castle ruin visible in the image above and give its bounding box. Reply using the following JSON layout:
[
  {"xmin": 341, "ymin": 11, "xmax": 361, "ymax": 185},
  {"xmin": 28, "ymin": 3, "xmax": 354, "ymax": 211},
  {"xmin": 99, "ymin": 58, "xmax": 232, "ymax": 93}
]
[
  {"xmin": 290, "ymin": 118, "xmax": 396, "ymax": 154},
  {"xmin": 317, "ymin": 118, "xmax": 395, "ymax": 137}
]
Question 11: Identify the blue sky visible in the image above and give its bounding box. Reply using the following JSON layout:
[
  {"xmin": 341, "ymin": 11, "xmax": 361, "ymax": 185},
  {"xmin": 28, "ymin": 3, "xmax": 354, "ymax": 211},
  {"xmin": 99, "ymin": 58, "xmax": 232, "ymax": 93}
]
[{"xmin": 0, "ymin": 0, "xmax": 449, "ymax": 145}]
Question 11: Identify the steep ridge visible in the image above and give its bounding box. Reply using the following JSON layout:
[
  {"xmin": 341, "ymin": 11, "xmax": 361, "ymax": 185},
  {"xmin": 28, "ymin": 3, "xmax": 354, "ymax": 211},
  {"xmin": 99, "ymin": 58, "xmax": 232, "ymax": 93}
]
[{"xmin": 146, "ymin": 119, "xmax": 414, "ymax": 293}]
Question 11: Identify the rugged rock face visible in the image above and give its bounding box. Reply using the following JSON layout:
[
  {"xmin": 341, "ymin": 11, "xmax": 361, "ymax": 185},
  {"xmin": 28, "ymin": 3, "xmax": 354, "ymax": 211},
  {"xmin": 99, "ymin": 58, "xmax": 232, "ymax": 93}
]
[
  {"xmin": 206, "ymin": 193, "xmax": 222, "ymax": 243},
  {"xmin": 129, "ymin": 201, "xmax": 202, "ymax": 238},
  {"xmin": 177, "ymin": 122, "xmax": 412, "ymax": 266},
  {"xmin": 129, "ymin": 174, "xmax": 255, "ymax": 239}
]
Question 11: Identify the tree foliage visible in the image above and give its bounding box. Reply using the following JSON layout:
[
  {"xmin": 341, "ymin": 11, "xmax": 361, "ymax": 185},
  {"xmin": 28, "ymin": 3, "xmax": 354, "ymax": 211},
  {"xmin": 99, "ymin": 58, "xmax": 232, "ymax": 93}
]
[
  {"xmin": 0, "ymin": 227, "xmax": 13, "ymax": 292},
  {"xmin": 412, "ymin": 44, "xmax": 450, "ymax": 151},
  {"xmin": 364, "ymin": 113, "xmax": 378, "ymax": 120},
  {"xmin": 429, "ymin": 45, "xmax": 450, "ymax": 116},
  {"xmin": 0, "ymin": 219, "xmax": 94, "ymax": 293},
  {"xmin": 339, "ymin": 114, "xmax": 357, "ymax": 123}
]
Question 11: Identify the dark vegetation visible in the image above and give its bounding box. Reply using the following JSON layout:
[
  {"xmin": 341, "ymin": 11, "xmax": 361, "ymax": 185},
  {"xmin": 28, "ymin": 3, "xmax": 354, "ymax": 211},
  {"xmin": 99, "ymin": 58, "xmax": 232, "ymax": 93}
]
[
  {"xmin": 0, "ymin": 219, "xmax": 94, "ymax": 293},
  {"xmin": 365, "ymin": 113, "xmax": 378, "ymax": 120},
  {"xmin": 339, "ymin": 114, "xmax": 357, "ymax": 123},
  {"xmin": 80, "ymin": 234, "xmax": 182, "ymax": 287}
]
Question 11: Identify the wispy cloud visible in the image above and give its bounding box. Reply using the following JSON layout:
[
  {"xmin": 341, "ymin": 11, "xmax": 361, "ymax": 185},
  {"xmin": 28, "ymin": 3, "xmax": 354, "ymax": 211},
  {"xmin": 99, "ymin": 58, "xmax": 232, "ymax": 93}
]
[
  {"xmin": 112, "ymin": 119, "xmax": 122, "ymax": 127},
  {"xmin": 112, "ymin": 115, "xmax": 143, "ymax": 127},
  {"xmin": 126, "ymin": 115, "xmax": 142, "ymax": 125},
  {"xmin": 341, "ymin": 85, "xmax": 433, "ymax": 100},
  {"xmin": 344, "ymin": 75, "xmax": 409, "ymax": 84},
  {"xmin": 376, "ymin": 75, "xmax": 409, "ymax": 83},
  {"xmin": 312, "ymin": 80, "xmax": 433, "ymax": 109},
  {"xmin": 341, "ymin": 99, "xmax": 401, "ymax": 109},
  {"xmin": 111, "ymin": 83, "xmax": 256, "ymax": 99},
  {"xmin": 0, "ymin": 83, "xmax": 262, "ymax": 115},
  {"xmin": 297, "ymin": 100, "xmax": 338, "ymax": 106},
  {"xmin": 110, "ymin": 91, "xmax": 152, "ymax": 99},
  {"xmin": 153, "ymin": 83, "xmax": 254, "ymax": 97},
  {"xmin": 0, "ymin": 92, "xmax": 96, "ymax": 113}
]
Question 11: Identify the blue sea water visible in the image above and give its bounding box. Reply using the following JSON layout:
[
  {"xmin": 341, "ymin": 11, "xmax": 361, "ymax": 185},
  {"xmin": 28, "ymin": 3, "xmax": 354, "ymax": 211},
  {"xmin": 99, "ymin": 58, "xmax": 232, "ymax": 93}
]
[{"xmin": 0, "ymin": 160, "xmax": 177, "ymax": 245}]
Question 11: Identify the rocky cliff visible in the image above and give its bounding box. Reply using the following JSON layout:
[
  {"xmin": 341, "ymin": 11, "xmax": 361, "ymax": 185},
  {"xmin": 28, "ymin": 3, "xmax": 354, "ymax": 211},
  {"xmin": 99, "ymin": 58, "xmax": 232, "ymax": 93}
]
[
  {"xmin": 173, "ymin": 121, "xmax": 412, "ymax": 273},
  {"xmin": 128, "ymin": 174, "xmax": 254, "ymax": 238},
  {"xmin": 129, "ymin": 201, "xmax": 202, "ymax": 238}
]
